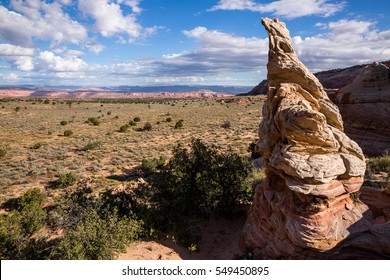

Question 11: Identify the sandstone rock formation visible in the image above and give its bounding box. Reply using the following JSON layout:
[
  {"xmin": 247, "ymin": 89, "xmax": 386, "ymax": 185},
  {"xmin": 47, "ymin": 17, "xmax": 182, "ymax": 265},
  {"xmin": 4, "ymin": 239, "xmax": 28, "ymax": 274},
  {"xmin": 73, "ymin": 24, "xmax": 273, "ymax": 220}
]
[
  {"xmin": 335, "ymin": 62, "xmax": 390, "ymax": 156},
  {"xmin": 241, "ymin": 18, "xmax": 390, "ymax": 259}
]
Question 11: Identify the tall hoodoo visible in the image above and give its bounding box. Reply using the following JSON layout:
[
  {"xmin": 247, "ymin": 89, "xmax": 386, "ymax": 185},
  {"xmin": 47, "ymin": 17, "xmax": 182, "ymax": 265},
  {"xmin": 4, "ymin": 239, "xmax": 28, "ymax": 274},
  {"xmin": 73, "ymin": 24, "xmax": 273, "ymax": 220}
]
[{"xmin": 241, "ymin": 18, "xmax": 390, "ymax": 259}]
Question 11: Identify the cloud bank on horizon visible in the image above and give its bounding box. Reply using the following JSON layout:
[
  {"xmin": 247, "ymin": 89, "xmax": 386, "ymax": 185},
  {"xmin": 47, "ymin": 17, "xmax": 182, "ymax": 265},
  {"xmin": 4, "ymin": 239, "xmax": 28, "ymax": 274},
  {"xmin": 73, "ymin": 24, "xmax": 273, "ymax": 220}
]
[{"xmin": 0, "ymin": 0, "xmax": 389, "ymax": 86}]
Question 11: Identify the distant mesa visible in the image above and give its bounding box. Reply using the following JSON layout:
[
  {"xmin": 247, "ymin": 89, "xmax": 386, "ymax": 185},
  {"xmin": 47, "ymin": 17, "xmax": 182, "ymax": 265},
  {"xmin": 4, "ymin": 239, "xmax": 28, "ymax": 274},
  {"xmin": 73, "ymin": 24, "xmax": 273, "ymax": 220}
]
[
  {"xmin": 241, "ymin": 17, "xmax": 390, "ymax": 259},
  {"xmin": 0, "ymin": 85, "xmax": 250, "ymax": 99}
]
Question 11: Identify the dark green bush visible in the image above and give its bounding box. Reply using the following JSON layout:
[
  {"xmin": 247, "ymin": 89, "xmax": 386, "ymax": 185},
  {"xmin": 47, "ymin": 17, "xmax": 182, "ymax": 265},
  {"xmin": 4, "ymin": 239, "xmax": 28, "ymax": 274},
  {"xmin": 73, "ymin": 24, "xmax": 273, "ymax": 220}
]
[
  {"xmin": 166, "ymin": 117, "xmax": 172, "ymax": 122},
  {"xmin": 141, "ymin": 156, "xmax": 166, "ymax": 175},
  {"xmin": 31, "ymin": 142, "xmax": 42, "ymax": 150},
  {"xmin": 133, "ymin": 117, "xmax": 141, "ymax": 122},
  {"xmin": 143, "ymin": 122, "xmax": 152, "ymax": 131},
  {"xmin": 147, "ymin": 139, "xmax": 254, "ymax": 245},
  {"xmin": 86, "ymin": 117, "xmax": 100, "ymax": 126},
  {"xmin": 17, "ymin": 188, "xmax": 46, "ymax": 210},
  {"xmin": 56, "ymin": 172, "xmax": 79, "ymax": 188},
  {"xmin": 60, "ymin": 120, "xmax": 68, "ymax": 126},
  {"xmin": 174, "ymin": 120, "xmax": 183, "ymax": 129},
  {"xmin": 82, "ymin": 141, "xmax": 102, "ymax": 151},
  {"xmin": 50, "ymin": 187, "xmax": 143, "ymax": 260},
  {"xmin": 0, "ymin": 147, "xmax": 6, "ymax": 158},
  {"xmin": 63, "ymin": 130, "xmax": 73, "ymax": 137},
  {"xmin": 367, "ymin": 156, "xmax": 390, "ymax": 174},
  {"xmin": 15, "ymin": 106, "xmax": 20, "ymax": 112},
  {"xmin": 119, "ymin": 124, "xmax": 130, "ymax": 132},
  {"xmin": 16, "ymin": 188, "xmax": 47, "ymax": 236},
  {"xmin": 221, "ymin": 120, "xmax": 231, "ymax": 129},
  {"xmin": 128, "ymin": 120, "xmax": 137, "ymax": 126},
  {"xmin": 53, "ymin": 209, "xmax": 141, "ymax": 260},
  {"xmin": 0, "ymin": 188, "xmax": 47, "ymax": 259}
]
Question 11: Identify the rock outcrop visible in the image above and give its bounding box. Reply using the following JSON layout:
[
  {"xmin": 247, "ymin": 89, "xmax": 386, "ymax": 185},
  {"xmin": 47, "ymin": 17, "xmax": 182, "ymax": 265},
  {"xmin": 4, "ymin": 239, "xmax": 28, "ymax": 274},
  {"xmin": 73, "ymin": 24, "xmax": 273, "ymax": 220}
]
[
  {"xmin": 335, "ymin": 62, "xmax": 390, "ymax": 156},
  {"xmin": 241, "ymin": 18, "xmax": 390, "ymax": 259},
  {"xmin": 242, "ymin": 62, "xmax": 390, "ymax": 96}
]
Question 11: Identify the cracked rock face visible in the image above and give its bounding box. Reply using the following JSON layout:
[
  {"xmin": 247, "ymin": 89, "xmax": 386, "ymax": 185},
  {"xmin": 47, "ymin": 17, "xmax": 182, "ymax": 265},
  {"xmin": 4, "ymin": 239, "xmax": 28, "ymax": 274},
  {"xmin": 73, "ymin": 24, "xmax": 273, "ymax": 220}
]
[{"xmin": 241, "ymin": 18, "xmax": 390, "ymax": 259}]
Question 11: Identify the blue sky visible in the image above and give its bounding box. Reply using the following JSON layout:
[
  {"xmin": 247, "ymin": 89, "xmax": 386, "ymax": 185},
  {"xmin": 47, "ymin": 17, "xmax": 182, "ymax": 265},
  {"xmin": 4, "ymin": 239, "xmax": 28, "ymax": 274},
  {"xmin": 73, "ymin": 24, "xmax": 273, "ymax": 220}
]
[{"xmin": 0, "ymin": 0, "xmax": 389, "ymax": 87}]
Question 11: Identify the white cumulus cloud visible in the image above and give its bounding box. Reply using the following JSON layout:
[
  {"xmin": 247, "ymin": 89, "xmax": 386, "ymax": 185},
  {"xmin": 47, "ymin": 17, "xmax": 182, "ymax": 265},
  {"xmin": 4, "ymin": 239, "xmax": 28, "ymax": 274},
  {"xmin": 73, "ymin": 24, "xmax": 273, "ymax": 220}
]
[
  {"xmin": 0, "ymin": 43, "xmax": 34, "ymax": 56},
  {"xmin": 117, "ymin": 0, "xmax": 143, "ymax": 14},
  {"xmin": 78, "ymin": 0, "xmax": 161, "ymax": 43},
  {"xmin": 37, "ymin": 51, "xmax": 87, "ymax": 72},
  {"xmin": 0, "ymin": 43, "xmax": 35, "ymax": 71},
  {"xmin": 78, "ymin": 0, "xmax": 142, "ymax": 38},
  {"xmin": 294, "ymin": 19, "xmax": 390, "ymax": 71},
  {"xmin": 154, "ymin": 26, "xmax": 268, "ymax": 75},
  {"xmin": 209, "ymin": 0, "xmax": 345, "ymax": 19},
  {"xmin": 0, "ymin": 0, "xmax": 88, "ymax": 47}
]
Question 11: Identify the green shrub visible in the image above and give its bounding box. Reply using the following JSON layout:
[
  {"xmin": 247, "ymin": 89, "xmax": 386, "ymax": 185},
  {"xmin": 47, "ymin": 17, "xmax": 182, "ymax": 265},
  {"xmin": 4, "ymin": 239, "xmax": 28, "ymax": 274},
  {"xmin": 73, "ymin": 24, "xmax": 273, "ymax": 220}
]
[
  {"xmin": 17, "ymin": 188, "xmax": 46, "ymax": 210},
  {"xmin": 31, "ymin": 142, "xmax": 42, "ymax": 150},
  {"xmin": 221, "ymin": 120, "xmax": 231, "ymax": 129},
  {"xmin": 0, "ymin": 212, "xmax": 24, "ymax": 259},
  {"xmin": 53, "ymin": 209, "xmax": 141, "ymax": 260},
  {"xmin": 143, "ymin": 122, "xmax": 152, "ymax": 131},
  {"xmin": 60, "ymin": 120, "xmax": 68, "ymax": 126},
  {"xmin": 56, "ymin": 172, "xmax": 79, "ymax": 188},
  {"xmin": 15, "ymin": 106, "xmax": 20, "ymax": 112},
  {"xmin": 367, "ymin": 156, "xmax": 390, "ymax": 174},
  {"xmin": 86, "ymin": 117, "xmax": 100, "ymax": 126},
  {"xmin": 148, "ymin": 139, "xmax": 255, "ymax": 245},
  {"xmin": 141, "ymin": 156, "xmax": 166, "ymax": 175},
  {"xmin": 128, "ymin": 120, "xmax": 137, "ymax": 126},
  {"xmin": 51, "ymin": 187, "xmax": 143, "ymax": 260},
  {"xmin": 133, "ymin": 117, "xmax": 141, "ymax": 122},
  {"xmin": 82, "ymin": 141, "xmax": 102, "ymax": 151},
  {"xmin": 0, "ymin": 188, "xmax": 47, "ymax": 259},
  {"xmin": 174, "ymin": 120, "xmax": 183, "ymax": 129},
  {"xmin": 16, "ymin": 188, "xmax": 47, "ymax": 235},
  {"xmin": 166, "ymin": 117, "xmax": 172, "ymax": 122},
  {"xmin": 119, "ymin": 124, "xmax": 130, "ymax": 133},
  {"xmin": 63, "ymin": 130, "xmax": 73, "ymax": 137},
  {"xmin": 0, "ymin": 147, "xmax": 6, "ymax": 158},
  {"xmin": 43, "ymin": 99, "xmax": 50, "ymax": 104}
]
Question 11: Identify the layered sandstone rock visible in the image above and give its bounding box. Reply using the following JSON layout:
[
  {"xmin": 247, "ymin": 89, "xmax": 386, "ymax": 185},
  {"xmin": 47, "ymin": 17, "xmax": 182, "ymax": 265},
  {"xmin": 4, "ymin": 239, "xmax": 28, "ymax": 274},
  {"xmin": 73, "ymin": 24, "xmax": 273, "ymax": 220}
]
[
  {"xmin": 335, "ymin": 62, "xmax": 390, "ymax": 156},
  {"xmin": 241, "ymin": 18, "xmax": 390, "ymax": 259}
]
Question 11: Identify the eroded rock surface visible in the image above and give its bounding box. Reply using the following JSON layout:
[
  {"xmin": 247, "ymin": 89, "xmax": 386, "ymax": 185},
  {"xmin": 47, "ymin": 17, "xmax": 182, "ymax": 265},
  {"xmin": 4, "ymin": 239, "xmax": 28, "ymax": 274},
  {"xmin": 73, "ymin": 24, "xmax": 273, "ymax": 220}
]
[
  {"xmin": 335, "ymin": 62, "xmax": 390, "ymax": 156},
  {"xmin": 241, "ymin": 18, "xmax": 390, "ymax": 259}
]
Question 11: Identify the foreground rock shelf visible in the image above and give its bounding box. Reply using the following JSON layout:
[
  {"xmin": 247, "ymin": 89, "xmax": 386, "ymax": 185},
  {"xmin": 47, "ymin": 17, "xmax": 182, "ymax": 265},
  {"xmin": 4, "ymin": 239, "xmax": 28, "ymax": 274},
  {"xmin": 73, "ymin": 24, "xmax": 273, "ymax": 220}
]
[{"xmin": 241, "ymin": 18, "xmax": 390, "ymax": 259}]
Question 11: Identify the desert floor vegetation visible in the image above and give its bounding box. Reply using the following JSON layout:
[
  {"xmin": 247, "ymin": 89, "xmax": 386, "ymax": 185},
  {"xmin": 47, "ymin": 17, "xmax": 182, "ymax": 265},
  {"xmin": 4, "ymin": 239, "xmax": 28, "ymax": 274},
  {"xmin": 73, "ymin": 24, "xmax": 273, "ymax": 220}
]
[
  {"xmin": 0, "ymin": 97, "xmax": 263, "ymax": 199},
  {"xmin": 0, "ymin": 96, "xmax": 265, "ymax": 259},
  {"xmin": 0, "ymin": 96, "xmax": 388, "ymax": 259}
]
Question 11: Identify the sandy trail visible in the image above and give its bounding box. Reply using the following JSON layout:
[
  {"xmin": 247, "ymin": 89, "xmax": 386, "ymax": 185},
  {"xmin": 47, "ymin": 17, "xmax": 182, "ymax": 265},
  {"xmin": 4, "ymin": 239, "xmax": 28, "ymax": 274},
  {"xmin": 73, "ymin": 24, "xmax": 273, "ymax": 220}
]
[{"xmin": 118, "ymin": 215, "xmax": 246, "ymax": 260}]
